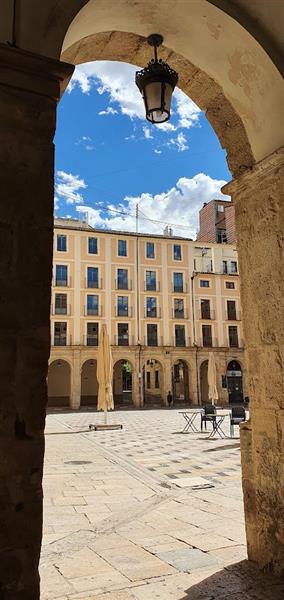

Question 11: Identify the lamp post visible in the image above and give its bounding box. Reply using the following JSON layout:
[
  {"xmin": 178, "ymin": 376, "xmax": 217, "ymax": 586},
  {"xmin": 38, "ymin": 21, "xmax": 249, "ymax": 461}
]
[{"xmin": 136, "ymin": 34, "xmax": 178, "ymax": 124}]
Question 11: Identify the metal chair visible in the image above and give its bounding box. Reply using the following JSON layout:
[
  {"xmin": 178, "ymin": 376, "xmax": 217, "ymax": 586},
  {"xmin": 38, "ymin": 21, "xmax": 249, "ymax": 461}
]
[
  {"xmin": 230, "ymin": 405, "xmax": 246, "ymax": 437},
  {"xmin": 201, "ymin": 404, "xmax": 216, "ymax": 431}
]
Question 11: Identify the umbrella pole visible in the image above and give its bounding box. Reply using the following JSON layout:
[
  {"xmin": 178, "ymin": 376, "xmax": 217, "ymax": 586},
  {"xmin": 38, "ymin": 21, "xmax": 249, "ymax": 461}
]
[{"xmin": 104, "ymin": 407, "xmax": 107, "ymax": 425}]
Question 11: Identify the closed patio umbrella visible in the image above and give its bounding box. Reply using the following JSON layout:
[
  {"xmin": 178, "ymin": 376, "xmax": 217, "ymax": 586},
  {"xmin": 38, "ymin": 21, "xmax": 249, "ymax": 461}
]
[
  {"xmin": 97, "ymin": 324, "xmax": 114, "ymax": 424},
  {"xmin": 208, "ymin": 353, "xmax": 218, "ymax": 405}
]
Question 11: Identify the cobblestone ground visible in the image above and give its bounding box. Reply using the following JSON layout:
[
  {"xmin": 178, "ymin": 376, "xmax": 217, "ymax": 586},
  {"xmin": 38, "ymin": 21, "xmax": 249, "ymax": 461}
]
[{"xmin": 41, "ymin": 409, "xmax": 284, "ymax": 599}]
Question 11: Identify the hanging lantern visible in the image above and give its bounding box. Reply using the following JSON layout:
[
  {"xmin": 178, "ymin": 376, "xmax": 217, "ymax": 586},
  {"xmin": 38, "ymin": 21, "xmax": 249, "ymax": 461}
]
[{"xmin": 135, "ymin": 34, "xmax": 178, "ymax": 124}]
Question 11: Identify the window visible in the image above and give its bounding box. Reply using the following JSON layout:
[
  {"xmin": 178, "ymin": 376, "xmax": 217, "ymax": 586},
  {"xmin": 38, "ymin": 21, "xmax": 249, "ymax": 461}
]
[
  {"xmin": 174, "ymin": 298, "xmax": 184, "ymax": 319},
  {"xmin": 173, "ymin": 272, "xmax": 184, "ymax": 293},
  {"xmin": 217, "ymin": 229, "xmax": 227, "ymax": 244},
  {"xmin": 88, "ymin": 237, "xmax": 98, "ymax": 254},
  {"xmin": 223, "ymin": 260, "xmax": 228, "ymax": 274},
  {"xmin": 227, "ymin": 300, "xmax": 236, "ymax": 320},
  {"xmin": 57, "ymin": 234, "xmax": 66, "ymax": 252},
  {"xmin": 87, "ymin": 294, "xmax": 99, "ymax": 316},
  {"xmin": 146, "ymin": 297, "xmax": 157, "ymax": 318},
  {"xmin": 118, "ymin": 239, "xmax": 127, "ymax": 257},
  {"xmin": 87, "ymin": 322, "xmax": 98, "ymax": 346},
  {"xmin": 117, "ymin": 323, "xmax": 129, "ymax": 346},
  {"xmin": 87, "ymin": 267, "xmax": 99, "ymax": 288},
  {"xmin": 229, "ymin": 325, "xmax": 239, "ymax": 347},
  {"xmin": 117, "ymin": 268, "xmax": 128, "ymax": 290},
  {"xmin": 146, "ymin": 242, "xmax": 155, "ymax": 259},
  {"xmin": 226, "ymin": 281, "xmax": 235, "ymax": 289},
  {"xmin": 54, "ymin": 322, "xmax": 67, "ymax": 346},
  {"xmin": 146, "ymin": 371, "xmax": 151, "ymax": 388},
  {"xmin": 200, "ymin": 279, "xmax": 210, "ymax": 288},
  {"xmin": 175, "ymin": 325, "xmax": 185, "ymax": 347},
  {"xmin": 117, "ymin": 296, "xmax": 128, "ymax": 317},
  {"xmin": 155, "ymin": 370, "xmax": 159, "ymax": 388},
  {"xmin": 55, "ymin": 265, "xmax": 68, "ymax": 286},
  {"xmin": 146, "ymin": 270, "xmax": 156, "ymax": 291},
  {"xmin": 147, "ymin": 323, "xmax": 158, "ymax": 346},
  {"xmin": 202, "ymin": 324, "xmax": 212, "ymax": 347},
  {"xmin": 173, "ymin": 244, "xmax": 182, "ymax": 260},
  {"xmin": 231, "ymin": 261, "xmax": 238, "ymax": 273},
  {"xmin": 201, "ymin": 299, "xmax": 211, "ymax": 319},
  {"xmin": 55, "ymin": 293, "xmax": 67, "ymax": 315}
]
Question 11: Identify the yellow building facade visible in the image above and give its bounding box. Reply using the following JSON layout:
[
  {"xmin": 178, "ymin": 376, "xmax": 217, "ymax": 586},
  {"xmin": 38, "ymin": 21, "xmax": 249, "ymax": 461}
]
[{"xmin": 48, "ymin": 218, "xmax": 245, "ymax": 408}]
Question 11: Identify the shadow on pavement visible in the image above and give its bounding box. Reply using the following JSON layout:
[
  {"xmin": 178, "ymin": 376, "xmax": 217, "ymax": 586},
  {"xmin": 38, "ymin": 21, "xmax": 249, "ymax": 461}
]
[{"xmin": 181, "ymin": 560, "xmax": 284, "ymax": 599}]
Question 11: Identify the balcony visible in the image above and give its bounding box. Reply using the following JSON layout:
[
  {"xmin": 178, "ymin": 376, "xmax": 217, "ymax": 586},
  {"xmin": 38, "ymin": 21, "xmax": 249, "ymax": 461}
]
[
  {"xmin": 173, "ymin": 336, "xmax": 191, "ymax": 347},
  {"xmin": 86, "ymin": 278, "xmax": 102, "ymax": 289},
  {"xmin": 144, "ymin": 335, "xmax": 163, "ymax": 347},
  {"xmin": 172, "ymin": 308, "xmax": 188, "ymax": 319},
  {"xmin": 200, "ymin": 337, "xmax": 218, "ymax": 348},
  {"xmin": 145, "ymin": 307, "xmax": 161, "ymax": 318},
  {"xmin": 54, "ymin": 277, "xmax": 71, "ymax": 288},
  {"xmin": 52, "ymin": 304, "xmax": 71, "ymax": 316},
  {"xmin": 115, "ymin": 306, "xmax": 133, "ymax": 318},
  {"xmin": 172, "ymin": 282, "xmax": 187, "ymax": 293},
  {"xmin": 114, "ymin": 334, "xmax": 134, "ymax": 346},
  {"xmin": 115, "ymin": 279, "xmax": 132, "ymax": 291},
  {"xmin": 53, "ymin": 335, "xmax": 72, "ymax": 347},
  {"xmin": 84, "ymin": 306, "xmax": 102, "ymax": 317},
  {"xmin": 84, "ymin": 335, "xmax": 99, "ymax": 347},
  {"xmin": 144, "ymin": 281, "xmax": 160, "ymax": 292},
  {"xmin": 199, "ymin": 309, "xmax": 215, "ymax": 320},
  {"xmin": 226, "ymin": 310, "xmax": 242, "ymax": 321}
]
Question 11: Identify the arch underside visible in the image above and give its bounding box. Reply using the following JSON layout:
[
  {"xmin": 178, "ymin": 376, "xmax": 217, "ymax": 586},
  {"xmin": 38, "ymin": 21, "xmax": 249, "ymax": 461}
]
[{"xmin": 62, "ymin": 30, "xmax": 254, "ymax": 178}]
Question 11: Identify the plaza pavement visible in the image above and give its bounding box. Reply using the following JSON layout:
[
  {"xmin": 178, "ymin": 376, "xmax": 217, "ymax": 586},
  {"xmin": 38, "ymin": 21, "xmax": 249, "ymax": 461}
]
[{"xmin": 40, "ymin": 408, "xmax": 284, "ymax": 599}]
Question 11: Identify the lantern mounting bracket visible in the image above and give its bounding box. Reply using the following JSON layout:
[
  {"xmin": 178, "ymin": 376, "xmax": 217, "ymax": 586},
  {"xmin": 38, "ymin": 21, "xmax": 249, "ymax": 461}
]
[{"xmin": 147, "ymin": 34, "xmax": 163, "ymax": 48}]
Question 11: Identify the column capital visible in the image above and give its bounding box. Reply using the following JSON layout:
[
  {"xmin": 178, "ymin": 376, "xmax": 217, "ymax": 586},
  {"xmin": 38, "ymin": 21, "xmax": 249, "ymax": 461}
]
[
  {"xmin": 0, "ymin": 43, "xmax": 74, "ymax": 100},
  {"xmin": 222, "ymin": 145, "xmax": 284, "ymax": 195}
]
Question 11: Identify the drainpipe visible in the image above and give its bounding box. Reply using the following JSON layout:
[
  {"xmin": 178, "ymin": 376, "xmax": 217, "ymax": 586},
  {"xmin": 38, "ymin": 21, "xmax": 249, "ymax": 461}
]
[{"xmin": 191, "ymin": 272, "xmax": 200, "ymax": 405}]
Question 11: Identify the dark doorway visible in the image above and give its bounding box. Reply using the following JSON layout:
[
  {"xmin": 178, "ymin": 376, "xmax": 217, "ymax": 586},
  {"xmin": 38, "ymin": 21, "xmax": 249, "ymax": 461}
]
[{"xmin": 227, "ymin": 360, "xmax": 243, "ymax": 403}]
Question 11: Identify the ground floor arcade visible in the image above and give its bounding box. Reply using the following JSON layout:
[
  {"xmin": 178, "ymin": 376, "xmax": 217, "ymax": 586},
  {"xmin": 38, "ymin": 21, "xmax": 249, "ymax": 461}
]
[{"xmin": 48, "ymin": 345, "xmax": 246, "ymax": 409}]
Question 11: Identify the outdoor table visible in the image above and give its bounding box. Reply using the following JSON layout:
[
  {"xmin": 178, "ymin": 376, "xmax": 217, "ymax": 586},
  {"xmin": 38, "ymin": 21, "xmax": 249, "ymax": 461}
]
[
  {"xmin": 206, "ymin": 410, "xmax": 231, "ymax": 439},
  {"xmin": 179, "ymin": 409, "xmax": 203, "ymax": 433}
]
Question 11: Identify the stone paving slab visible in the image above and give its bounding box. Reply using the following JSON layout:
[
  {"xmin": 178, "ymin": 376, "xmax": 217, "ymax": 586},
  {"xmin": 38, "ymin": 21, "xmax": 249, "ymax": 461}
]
[{"xmin": 41, "ymin": 410, "xmax": 283, "ymax": 600}]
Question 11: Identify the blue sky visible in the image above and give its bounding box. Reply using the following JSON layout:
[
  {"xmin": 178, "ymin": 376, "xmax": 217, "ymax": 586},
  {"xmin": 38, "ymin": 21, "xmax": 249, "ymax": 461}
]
[{"xmin": 55, "ymin": 61, "xmax": 231, "ymax": 238}]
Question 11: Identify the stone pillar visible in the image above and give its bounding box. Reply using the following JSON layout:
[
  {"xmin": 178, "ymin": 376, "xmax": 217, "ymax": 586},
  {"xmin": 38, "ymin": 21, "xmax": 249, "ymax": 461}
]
[
  {"xmin": 223, "ymin": 146, "xmax": 284, "ymax": 574},
  {"xmin": 70, "ymin": 350, "xmax": 81, "ymax": 409},
  {"xmin": 0, "ymin": 45, "xmax": 73, "ymax": 598}
]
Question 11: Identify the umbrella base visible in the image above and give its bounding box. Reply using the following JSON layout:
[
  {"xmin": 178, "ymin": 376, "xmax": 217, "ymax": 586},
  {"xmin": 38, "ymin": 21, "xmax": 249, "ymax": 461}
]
[{"xmin": 89, "ymin": 424, "xmax": 123, "ymax": 431}]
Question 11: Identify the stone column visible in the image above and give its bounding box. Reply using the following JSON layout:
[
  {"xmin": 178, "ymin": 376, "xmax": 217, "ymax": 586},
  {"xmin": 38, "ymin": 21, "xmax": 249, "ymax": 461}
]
[
  {"xmin": 223, "ymin": 146, "xmax": 284, "ymax": 574},
  {"xmin": 0, "ymin": 45, "xmax": 73, "ymax": 598},
  {"xmin": 70, "ymin": 350, "xmax": 81, "ymax": 409}
]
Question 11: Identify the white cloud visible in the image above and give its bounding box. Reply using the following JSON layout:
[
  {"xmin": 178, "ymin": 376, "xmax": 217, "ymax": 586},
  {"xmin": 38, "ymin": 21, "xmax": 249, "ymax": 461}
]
[
  {"xmin": 67, "ymin": 61, "xmax": 201, "ymax": 131},
  {"xmin": 76, "ymin": 135, "xmax": 95, "ymax": 151},
  {"xmin": 143, "ymin": 126, "xmax": 153, "ymax": 140},
  {"xmin": 168, "ymin": 132, "xmax": 188, "ymax": 152},
  {"xmin": 56, "ymin": 171, "xmax": 87, "ymax": 204},
  {"xmin": 98, "ymin": 106, "xmax": 118, "ymax": 116},
  {"xmin": 154, "ymin": 149, "xmax": 162, "ymax": 154},
  {"xmin": 75, "ymin": 173, "xmax": 229, "ymax": 238}
]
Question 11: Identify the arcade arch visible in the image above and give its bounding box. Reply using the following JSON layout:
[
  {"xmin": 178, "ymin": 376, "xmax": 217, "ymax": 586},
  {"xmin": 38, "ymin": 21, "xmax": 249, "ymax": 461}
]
[
  {"xmin": 172, "ymin": 360, "xmax": 190, "ymax": 404},
  {"xmin": 200, "ymin": 360, "xmax": 209, "ymax": 404},
  {"xmin": 113, "ymin": 359, "xmax": 134, "ymax": 407},
  {"xmin": 81, "ymin": 359, "xmax": 98, "ymax": 405},
  {"xmin": 47, "ymin": 359, "xmax": 71, "ymax": 406},
  {"xmin": 143, "ymin": 359, "xmax": 164, "ymax": 406}
]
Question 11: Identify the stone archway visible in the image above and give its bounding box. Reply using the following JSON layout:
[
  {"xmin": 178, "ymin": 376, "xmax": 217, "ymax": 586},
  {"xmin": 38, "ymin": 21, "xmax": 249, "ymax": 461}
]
[
  {"xmin": 113, "ymin": 359, "xmax": 134, "ymax": 407},
  {"xmin": 47, "ymin": 359, "xmax": 71, "ymax": 406},
  {"xmin": 200, "ymin": 360, "xmax": 209, "ymax": 404},
  {"xmin": 0, "ymin": 2, "xmax": 283, "ymax": 592},
  {"xmin": 81, "ymin": 359, "xmax": 98, "ymax": 405},
  {"xmin": 172, "ymin": 359, "xmax": 190, "ymax": 404}
]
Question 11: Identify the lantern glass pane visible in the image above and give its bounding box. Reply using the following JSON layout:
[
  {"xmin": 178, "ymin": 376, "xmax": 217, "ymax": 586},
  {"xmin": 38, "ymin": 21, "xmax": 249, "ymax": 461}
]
[
  {"xmin": 164, "ymin": 82, "xmax": 173, "ymax": 114},
  {"xmin": 145, "ymin": 81, "xmax": 162, "ymax": 111}
]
